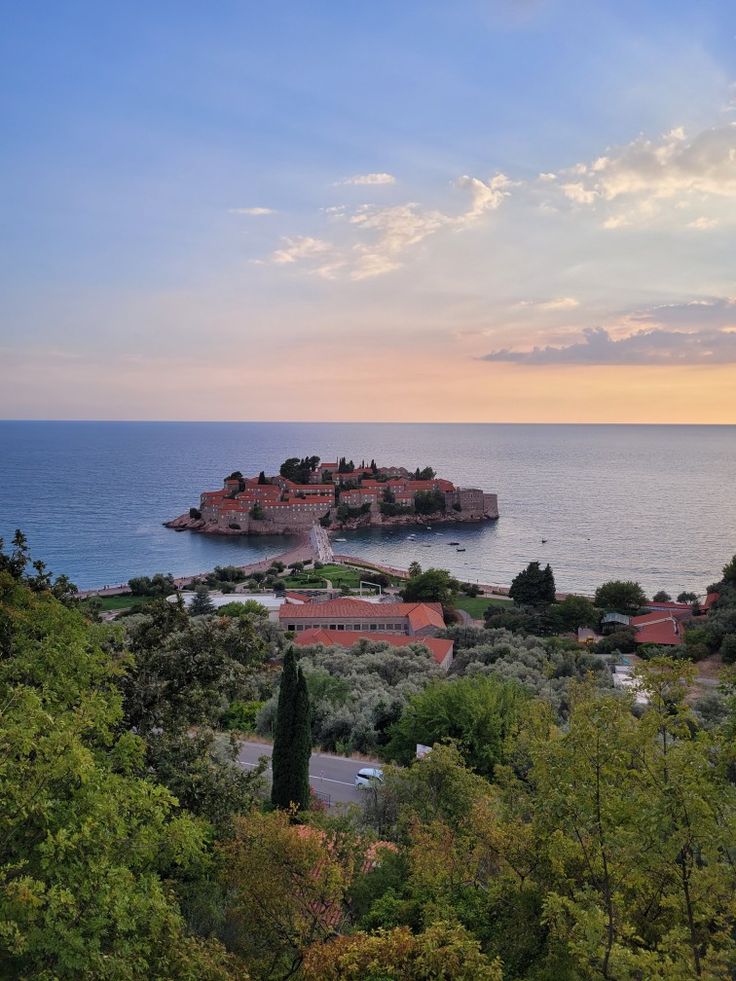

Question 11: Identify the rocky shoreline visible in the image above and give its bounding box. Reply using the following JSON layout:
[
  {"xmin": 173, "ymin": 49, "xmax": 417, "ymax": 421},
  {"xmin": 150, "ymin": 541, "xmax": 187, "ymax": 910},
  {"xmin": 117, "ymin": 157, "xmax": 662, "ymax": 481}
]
[{"xmin": 164, "ymin": 508, "xmax": 497, "ymax": 537}]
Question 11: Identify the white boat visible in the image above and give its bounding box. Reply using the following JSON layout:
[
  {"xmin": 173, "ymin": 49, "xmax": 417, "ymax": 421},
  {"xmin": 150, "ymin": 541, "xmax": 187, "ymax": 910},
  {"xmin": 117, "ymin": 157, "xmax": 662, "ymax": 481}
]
[{"xmin": 335, "ymin": 538, "xmax": 347, "ymax": 542}]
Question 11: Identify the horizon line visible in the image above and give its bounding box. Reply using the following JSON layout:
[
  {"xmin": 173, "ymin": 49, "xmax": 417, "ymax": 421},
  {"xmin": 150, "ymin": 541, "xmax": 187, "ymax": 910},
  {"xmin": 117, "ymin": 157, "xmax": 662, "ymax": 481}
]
[{"xmin": 2, "ymin": 419, "xmax": 736, "ymax": 427}]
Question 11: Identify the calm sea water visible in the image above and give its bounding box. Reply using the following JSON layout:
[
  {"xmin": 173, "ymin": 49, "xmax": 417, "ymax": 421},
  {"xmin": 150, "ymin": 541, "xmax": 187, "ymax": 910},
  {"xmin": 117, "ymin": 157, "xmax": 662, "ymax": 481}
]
[{"xmin": 0, "ymin": 421, "xmax": 734, "ymax": 593}]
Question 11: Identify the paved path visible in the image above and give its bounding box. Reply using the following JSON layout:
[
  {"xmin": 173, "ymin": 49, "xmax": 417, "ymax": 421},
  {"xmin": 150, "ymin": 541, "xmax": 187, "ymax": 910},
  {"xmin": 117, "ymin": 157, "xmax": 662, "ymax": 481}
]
[
  {"xmin": 237, "ymin": 739, "xmax": 381, "ymax": 806},
  {"xmin": 310, "ymin": 524, "xmax": 334, "ymax": 564}
]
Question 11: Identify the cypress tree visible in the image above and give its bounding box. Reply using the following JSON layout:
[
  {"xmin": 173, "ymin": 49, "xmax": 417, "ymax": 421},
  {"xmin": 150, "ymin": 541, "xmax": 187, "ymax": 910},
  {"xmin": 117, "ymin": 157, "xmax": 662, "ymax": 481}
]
[
  {"xmin": 292, "ymin": 666, "xmax": 312, "ymax": 811},
  {"xmin": 271, "ymin": 647, "xmax": 312, "ymax": 811}
]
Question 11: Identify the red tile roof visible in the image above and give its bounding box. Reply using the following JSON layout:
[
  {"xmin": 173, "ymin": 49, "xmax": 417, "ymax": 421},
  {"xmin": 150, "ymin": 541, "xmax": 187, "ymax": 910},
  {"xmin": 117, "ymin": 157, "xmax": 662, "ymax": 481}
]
[
  {"xmin": 293, "ymin": 628, "xmax": 453, "ymax": 666},
  {"xmin": 279, "ymin": 598, "xmax": 445, "ymax": 631},
  {"xmin": 631, "ymin": 612, "xmax": 685, "ymax": 646},
  {"xmin": 703, "ymin": 592, "xmax": 720, "ymax": 612}
]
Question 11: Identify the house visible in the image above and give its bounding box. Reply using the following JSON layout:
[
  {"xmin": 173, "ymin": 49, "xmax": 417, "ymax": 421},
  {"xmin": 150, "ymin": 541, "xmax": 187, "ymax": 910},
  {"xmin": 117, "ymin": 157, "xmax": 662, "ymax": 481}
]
[
  {"xmin": 630, "ymin": 611, "xmax": 686, "ymax": 647},
  {"xmin": 293, "ymin": 628, "xmax": 454, "ymax": 670},
  {"xmin": 279, "ymin": 597, "xmax": 445, "ymax": 636}
]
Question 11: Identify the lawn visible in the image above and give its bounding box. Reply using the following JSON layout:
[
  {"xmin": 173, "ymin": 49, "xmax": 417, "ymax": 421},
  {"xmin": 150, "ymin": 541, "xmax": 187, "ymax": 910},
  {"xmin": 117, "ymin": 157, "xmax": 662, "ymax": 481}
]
[
  {"xmin": 453, "ymin": 595, "xmax": 512, "ymax": 619},
  {"xmin": 83, "ymin": 594, "xmax": 157, "ymax": 611},
  {"xmin": 284, "ymin": 563, "xmax": 394, "ymax": 591}
]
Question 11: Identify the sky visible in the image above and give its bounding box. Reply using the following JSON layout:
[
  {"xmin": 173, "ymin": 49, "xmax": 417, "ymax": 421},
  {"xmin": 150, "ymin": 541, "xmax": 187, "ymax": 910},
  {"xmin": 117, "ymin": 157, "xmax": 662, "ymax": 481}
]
[{"xmin": 1, "ymin": 0, "xmax": 735, "ymax": 423}]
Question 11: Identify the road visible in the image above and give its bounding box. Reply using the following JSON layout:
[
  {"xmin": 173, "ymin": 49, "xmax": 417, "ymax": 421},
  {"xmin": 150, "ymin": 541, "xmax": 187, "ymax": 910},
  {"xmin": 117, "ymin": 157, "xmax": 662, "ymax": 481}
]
[{"xmin": 237, "ymin": 739, "xmax": 380, "ymax": 806}]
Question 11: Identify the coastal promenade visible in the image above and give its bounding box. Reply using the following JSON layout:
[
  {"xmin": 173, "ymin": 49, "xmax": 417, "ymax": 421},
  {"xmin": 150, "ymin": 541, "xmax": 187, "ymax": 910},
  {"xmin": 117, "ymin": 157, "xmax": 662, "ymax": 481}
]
[{"xmin": 78, "ymin": 531, "xmax": 518, "ymax": 600}]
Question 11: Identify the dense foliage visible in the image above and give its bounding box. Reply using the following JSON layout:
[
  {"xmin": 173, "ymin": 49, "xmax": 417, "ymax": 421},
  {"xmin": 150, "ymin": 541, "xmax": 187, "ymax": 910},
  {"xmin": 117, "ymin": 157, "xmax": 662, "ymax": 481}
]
[
  {"xmin": 4, "ymin": 536, "xmax": 736, "ymax": 979},
  {"xmin": 258, "ymin": 642, "xmax": 443, "ymax": 754}
]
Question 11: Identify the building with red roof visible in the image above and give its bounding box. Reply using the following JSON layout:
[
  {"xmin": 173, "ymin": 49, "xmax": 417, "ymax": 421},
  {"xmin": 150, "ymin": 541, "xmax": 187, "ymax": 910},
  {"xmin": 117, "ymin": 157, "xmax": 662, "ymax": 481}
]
[
  {"xmin": 631, "ymin": 612, "xmax": 685, "ymax": 646},
  {"xmin": 279, "ymin": 597, "xmax": 445, "ymax": 636}
]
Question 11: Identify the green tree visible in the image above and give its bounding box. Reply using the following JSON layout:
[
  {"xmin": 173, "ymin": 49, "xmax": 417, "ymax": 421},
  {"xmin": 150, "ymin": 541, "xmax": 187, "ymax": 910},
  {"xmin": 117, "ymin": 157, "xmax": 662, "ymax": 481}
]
[
  {"xmin": 257, "ymin": 470, "xmax": 268, "ymax": 484},
  {"xmin": 218, "ymin": 599, "xmax": 269, "ymax": 619},
  {"xmin": 190, "ymin": 584, "xmax": 216, "ymax": 616},
  {"xmin": 0, "ymin": 571, "xmax": 234, "ymax": 979},
  {"xmin": 303, "ymin": 921, "xmax": 502, "ymax": 980},
  {"xmin": 678, "ymin": 591, "xmax": 698, "ymax": 603},
  {"xmin": 509, "ymin": 561, "xmax": 556, "ymax": 606},
  {"xmin": 402, "ymin": 568, "xmax": 458, "ymax": 608},
  {"xmin": 128, "ymin": 572, "xmax": 176, "ymax": 597},
  {"xmin": 271, "ymin": 647, "xmax": 312, "ymax": 811},
  {"xmin": 594, "ymin": 579, "xmax": 647, "ymax": 614},
  {"xmin": 547, "ymin": 593, "xmax": 598, "ymax": 632},
  {"xmin": 408, "ymin": 561, "xmax": 422, "ymax": 579},
  {"xmin": 723, "ymin": 554, "xmax": 736, "ymax": 585},
  {"xmin": 413, "ymin": 489, "xmax": 445, "ymax": 515},
  {"xmin": 652, "ymin": 589, "xmax": 672, "ymax": 603},
  {"xmin": 385, "ymin": 676, "xmax": 527, "ymax": 778},
  {"xmin": 720, "ymin": 634, "xmax": 736, "ymax": 665}
]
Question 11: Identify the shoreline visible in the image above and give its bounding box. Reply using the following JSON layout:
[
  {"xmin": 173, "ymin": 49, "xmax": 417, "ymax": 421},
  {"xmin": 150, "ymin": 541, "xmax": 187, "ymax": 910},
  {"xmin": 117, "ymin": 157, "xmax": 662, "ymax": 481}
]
[{"xmin": 78, "ymin": 529, "xmax": 583, "ymax": 601}]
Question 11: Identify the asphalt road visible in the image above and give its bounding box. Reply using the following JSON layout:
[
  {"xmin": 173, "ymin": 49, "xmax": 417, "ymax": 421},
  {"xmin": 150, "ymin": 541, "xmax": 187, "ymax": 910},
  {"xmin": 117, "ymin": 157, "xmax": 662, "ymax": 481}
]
[{"xmin": 237, "ymin": 740, "xmax": 381, "ymax": 806}]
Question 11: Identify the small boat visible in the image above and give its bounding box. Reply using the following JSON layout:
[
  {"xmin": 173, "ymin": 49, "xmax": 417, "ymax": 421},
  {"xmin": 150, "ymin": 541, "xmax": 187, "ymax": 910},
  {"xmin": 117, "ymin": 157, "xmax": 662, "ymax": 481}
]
[
  {"xmin": 335, "ymin": 538, "xmax": 347, "ymax": 542},
  {"xmin": 541, "ymin": 538, "xmax": 548, "ymax": 544},
  {"xmin": 448, "ymin": 541, "xmax": 460, "ymax": 546},
  {"xmin": 425, "ymin": 526, "xmax": 432, "ymax": 531},
  {"xmin": 456, "ymin": 547, "xmax": 466, "ymax": 552}
]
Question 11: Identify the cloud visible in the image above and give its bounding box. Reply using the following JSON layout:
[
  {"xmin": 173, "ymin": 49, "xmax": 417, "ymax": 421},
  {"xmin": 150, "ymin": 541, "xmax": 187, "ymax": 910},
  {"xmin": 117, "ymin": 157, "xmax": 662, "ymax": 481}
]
[
  {"xmin": 482, "ymin": 325, "xmax": 736, "ymax": 365},
  {"xmin": 261, "ymin": 169, "xmax": 513, "ymax": 280},
  {"xmin": 229, "ymin": 207, "xmax": 276, "ymax": 216},
  {"xmin": 630, "ymin": 297, "xmax": 736, "ymax": 327},
  {"xmin": 337, "ymin": 173, "xmax": 396, "ymax": 186},
  {"xmin": 687, "ymin": 216, "xmax": 719, "ymax": 230},
  {"xmin": 518, "ymin": 296, "xmax": 580, "ymax": 311},
  {"xmin": 556, "ymin": 124, "xmax": 736, "ymax": 212},
  {"xmin": 455, "ymin": 173, "xmax": 513, "ymax": 223},
  {"xmin": 268, "ymin": 236, "xmax": 332, "ymax": 264}
]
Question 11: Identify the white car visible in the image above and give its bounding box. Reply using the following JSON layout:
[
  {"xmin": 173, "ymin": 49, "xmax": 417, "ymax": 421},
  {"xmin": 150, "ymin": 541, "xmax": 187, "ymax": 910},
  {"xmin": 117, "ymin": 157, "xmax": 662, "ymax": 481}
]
[{"xmin": 354, "ymin": 767, "xmax": 384, "ymax": 788}]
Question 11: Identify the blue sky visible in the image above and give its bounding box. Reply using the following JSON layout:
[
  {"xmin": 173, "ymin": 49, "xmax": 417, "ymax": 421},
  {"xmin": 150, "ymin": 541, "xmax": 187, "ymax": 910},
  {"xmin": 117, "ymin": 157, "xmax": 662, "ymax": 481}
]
[{"xmin": 1, "ymin": 1, "xmax": 735, "ymax": 421}]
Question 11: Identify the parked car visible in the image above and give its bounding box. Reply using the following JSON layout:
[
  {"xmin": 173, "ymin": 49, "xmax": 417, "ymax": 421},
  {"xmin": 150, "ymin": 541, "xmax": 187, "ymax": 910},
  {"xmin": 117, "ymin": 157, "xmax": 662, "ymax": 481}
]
[{"xmin": 354, "ymin": 767, "xmax": 384, "ymax": 788}]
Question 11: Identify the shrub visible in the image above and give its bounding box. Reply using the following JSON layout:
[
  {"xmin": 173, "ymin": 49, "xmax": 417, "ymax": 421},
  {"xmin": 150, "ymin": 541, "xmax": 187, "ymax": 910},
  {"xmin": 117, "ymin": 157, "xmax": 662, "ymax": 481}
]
[
  {"xmin": 720, "ymin": 634, "xmax": 736, "ymax": 665},
  {"xmin": 222, "ymin": 699, "xmax": 265, "ymax": 731}
]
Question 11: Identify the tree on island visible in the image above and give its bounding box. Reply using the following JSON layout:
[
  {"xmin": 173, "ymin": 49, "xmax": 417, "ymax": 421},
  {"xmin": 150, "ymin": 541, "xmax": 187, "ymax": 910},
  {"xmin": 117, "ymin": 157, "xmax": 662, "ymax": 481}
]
[
  {"xmin": 189, "ymin": 584, "xmax": 215, "ymax": 616},
  {"xmin": 677, "ymin": 591, "xmax": 698, "ymax": 603},
  {"xmin": 594, "ymin": 579, "xmax": 647, "ymax": 614},
  {"xmin": 414, "ymin": 489, "xmax": 445, "ymax": 515},
  {"xmin": 280, "ymin": 456, "xmax": 320, "ymax": 483},
  {"xmin": 509, "ymin": 561, "xmax": 556, "ymax": 607},
  {"xmin": 652, "ymin": 590, "xmax": 672, "ymax": 603},
  {"xmin": 271, "ymin": 647, "xmax": 312, "ymax": 812},
  {"xmin": 414, "ymin": 466, "xmax": 436, "ymax": 480},
  {"xmin": 257, "ymin": 470, "xmax": 268, "ymax": 485}
]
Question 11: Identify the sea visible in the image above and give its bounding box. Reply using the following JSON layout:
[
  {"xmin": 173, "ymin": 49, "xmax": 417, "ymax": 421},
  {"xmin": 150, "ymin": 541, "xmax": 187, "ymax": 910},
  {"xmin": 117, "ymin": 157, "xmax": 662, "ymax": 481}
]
[{"xmin": 0, "ymin": 421, "xmax": 734, "ymax": 594}]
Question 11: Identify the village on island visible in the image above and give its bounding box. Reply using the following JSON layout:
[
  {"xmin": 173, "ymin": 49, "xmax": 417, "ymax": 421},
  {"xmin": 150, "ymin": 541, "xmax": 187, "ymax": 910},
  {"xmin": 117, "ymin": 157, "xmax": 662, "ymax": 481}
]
[{"xmin": 166, "ymin": 455, "xmax": 499, "ymax": 536}]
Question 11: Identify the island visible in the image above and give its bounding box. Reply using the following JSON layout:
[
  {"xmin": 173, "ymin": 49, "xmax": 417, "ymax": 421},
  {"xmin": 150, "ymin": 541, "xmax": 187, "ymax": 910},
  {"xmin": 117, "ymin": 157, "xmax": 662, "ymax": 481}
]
[{"xmin": 165, "ymin": 455, "xmax": 499, "ymax": 536}]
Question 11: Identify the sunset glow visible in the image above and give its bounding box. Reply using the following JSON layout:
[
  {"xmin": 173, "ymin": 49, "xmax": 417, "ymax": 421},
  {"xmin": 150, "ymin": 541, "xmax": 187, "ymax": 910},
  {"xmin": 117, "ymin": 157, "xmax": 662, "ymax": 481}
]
[{"xmin": 2, "ymin": 2, "xmax": 736, "ymax": 422}]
